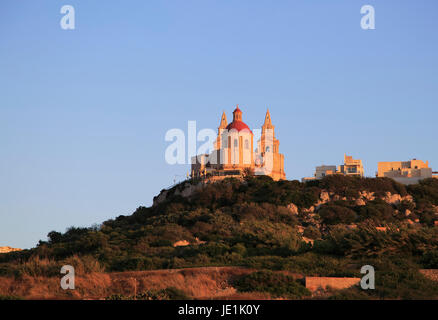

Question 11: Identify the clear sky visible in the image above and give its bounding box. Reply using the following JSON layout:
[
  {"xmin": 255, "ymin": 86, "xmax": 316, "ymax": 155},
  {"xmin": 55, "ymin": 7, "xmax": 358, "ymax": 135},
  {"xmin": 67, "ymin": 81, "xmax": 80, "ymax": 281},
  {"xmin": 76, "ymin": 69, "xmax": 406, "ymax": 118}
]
[{"xmin": 1, "ymin": 0, "xmax": 437, "ymax": 249}]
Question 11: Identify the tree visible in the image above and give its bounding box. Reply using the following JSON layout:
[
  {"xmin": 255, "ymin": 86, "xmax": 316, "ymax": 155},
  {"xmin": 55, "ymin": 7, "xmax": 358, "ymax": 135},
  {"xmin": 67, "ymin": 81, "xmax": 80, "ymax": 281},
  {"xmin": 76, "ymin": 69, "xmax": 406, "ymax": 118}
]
[{"xmin": 319, "ymin": 205, "xmax": 357, "ymax": 225}]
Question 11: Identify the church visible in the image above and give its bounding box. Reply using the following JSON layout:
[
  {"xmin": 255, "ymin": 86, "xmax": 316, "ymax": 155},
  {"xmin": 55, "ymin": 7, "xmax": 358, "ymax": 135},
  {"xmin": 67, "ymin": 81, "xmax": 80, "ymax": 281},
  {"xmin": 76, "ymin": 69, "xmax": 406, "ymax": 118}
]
[{"xmin": 191, "ymin": 105, "xmax": 286, "ymax": 181}]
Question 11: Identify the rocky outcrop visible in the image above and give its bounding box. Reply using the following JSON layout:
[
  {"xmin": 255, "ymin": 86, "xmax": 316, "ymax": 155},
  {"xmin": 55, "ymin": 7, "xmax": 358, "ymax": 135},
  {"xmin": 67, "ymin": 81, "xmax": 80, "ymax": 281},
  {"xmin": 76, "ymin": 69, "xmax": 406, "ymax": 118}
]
[
  {"xmin": 313, "ymin": 191, "xmax": 331, "ymax": 210},
  {"xmin": 287, "ymin": 203, "xmax": 299, "ymax": 215},
  {"xmin": 332, "ymin": 195, "xmax": 347, "ymax": 201},
  {"xmin": 153, "ymin": 189, "xmax": 169, "ymax": 206},
  {"xmin": 320, "ymin": 191, "xmax": 330, "ymax": 203},
  {"xmin": 359, "ymin": 191, "xmax": 376, "ymax": 201},
  {"xmin": 173, "ymin": 237, "xmax": 206, "ymax": 247},
  {"xmin": 382, "ymin": 192, "xmax": 413, "ymax": 205},
  {"xmin": 153, "ymin": 182, "xmax": 204, "ymax": 206},
  {"xmin": 308, "ymin": 189, "xmax": 415, "ymax": 210},
  {"xmin": 0, "ymin": 246, "xmax": 21, "ymax": 254},
  {"xmin": 302, "ymin": 237, "xmax": 314, "ymax": 245},
  {"xmin": 174, "ymin": 183, "xmax": 203, "ymax": 198},
  {"xmin": 173, "ymin": 240, "xmax": 190, "ymax": 247},
  {"xmin": 302, "ymin": 206, "xmax": 315, "ymax": 214}
]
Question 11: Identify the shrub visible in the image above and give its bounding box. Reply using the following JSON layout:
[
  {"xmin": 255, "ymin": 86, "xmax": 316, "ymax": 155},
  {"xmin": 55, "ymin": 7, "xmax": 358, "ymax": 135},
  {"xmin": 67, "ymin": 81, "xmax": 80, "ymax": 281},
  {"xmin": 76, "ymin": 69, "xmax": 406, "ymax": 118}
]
[
  {"xmin": 106, "ymin": 287, "xmax": 191, "ymax": 300},
  {"xmin": 244, "ymin": 256, "xmax": 286, "ymax": 270},
  {"xmin": 408, "ymin": 178, "xmax": 438, "ymax": 206},
  {"xmin": 303, "ymin": 226, "xmax": 321, "ymax": 240},
  {"xmin": 330, "ymin": 257, "xmax": 438, "ymax": 299},
  {"xmin": 13, "ymin": 256, "xmax": 60, "ymax": 278},
  {"xmin": 0, "ymin": 295, "xmax": 23, "ymax": 300},
  {"xmin": 421, "ymin": 250, "xmax": 438, "ymax": 268},
  {"xmin": 319, "ymin": 205, "xmax": 357, "ymax": 225},
  {"xmin": 312, "ymin": 175, "xmax": 407, "ymax": 198},
  {"xmin": 357, "ymin": 200, "xmax": 396, "ymax": 223},
  {"xmin": 234, "ymin": 271, "xmax": 310, "ymax": 299},
  {"xmin": 62, "ymin": 254, "xmax": 105, "ymax": 274},
  {"xmin": 231, "ymin": 243, "xmax": 247, "ymax": 256},
  {"xmin": 317, "ymin": 224, "xmax": 438, "ymax": 258}
]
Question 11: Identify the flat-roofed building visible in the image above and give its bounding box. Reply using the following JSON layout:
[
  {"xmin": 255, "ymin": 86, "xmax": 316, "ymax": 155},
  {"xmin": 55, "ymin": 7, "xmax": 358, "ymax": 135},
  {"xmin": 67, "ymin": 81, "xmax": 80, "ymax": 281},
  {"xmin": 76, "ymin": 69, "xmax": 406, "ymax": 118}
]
[
  {"xmin": 339, "ymin": 154, "xmax": 364, "ymax": 177},
  {"xmin": 377, "ymin": 159, "xmax": 432, "ymax": 185},
  {"xmin": 302, "ymin": 154, "xmax": 364, "ymax": 182},
  {"xmin": 315, "ymin": 165, "xmax": 338, "ymax": 179}
]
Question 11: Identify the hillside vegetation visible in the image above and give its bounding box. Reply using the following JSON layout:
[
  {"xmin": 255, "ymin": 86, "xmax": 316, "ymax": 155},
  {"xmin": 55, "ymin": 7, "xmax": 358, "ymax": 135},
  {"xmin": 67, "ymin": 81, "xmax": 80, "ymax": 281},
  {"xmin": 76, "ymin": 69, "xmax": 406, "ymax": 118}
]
[{"xmin": 2, "ymin": 175, "xmax": 438, "ymax": 299}]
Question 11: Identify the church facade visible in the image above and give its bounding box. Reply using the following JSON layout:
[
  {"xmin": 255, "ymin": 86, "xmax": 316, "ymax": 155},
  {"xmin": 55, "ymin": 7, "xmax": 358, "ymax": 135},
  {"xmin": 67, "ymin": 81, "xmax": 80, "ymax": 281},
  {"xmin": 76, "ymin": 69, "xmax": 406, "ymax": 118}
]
[{"xmin": 191, "ymin": 106, "xmax": 286, "ymax": 181}]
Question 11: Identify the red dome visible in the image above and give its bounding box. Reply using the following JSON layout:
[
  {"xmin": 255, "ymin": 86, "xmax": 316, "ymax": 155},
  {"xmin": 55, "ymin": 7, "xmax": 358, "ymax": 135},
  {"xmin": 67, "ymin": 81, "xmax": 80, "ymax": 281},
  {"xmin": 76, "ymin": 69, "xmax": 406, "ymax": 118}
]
[{"xmin": 226, "ymin": 120, "xmax": 252, "ymax": 133}]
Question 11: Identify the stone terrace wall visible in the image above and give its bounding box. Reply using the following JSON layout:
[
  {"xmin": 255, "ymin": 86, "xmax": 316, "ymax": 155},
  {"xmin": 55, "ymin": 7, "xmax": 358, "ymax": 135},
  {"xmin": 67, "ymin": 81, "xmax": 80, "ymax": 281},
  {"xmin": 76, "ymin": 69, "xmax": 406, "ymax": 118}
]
[{"xmin": 305, "ymin": 277, "xmax": 360, "ymax": 292}]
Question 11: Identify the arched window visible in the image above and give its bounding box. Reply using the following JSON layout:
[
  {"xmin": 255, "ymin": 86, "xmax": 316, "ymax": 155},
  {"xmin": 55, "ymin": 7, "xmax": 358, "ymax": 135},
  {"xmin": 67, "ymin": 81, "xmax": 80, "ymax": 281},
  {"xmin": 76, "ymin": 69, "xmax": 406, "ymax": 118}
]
[
  {"xmin": 234, "ymin": 139, "xmax": 238, "ymax": 148},
  {"xmin": 244, "ymin": 139, "xmax": 249, "ymax": 149},
  {"xmin": 266, "ymin": 146, "xmax": 270, "ymax": 152}
]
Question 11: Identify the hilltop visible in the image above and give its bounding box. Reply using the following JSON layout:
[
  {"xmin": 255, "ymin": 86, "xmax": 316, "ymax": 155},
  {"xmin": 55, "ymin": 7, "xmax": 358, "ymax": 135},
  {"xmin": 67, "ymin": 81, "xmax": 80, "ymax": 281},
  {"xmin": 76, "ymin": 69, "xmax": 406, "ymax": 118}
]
[{"xmin": 1, "ymin": 175, "xmax": 438, "ymax": 299}]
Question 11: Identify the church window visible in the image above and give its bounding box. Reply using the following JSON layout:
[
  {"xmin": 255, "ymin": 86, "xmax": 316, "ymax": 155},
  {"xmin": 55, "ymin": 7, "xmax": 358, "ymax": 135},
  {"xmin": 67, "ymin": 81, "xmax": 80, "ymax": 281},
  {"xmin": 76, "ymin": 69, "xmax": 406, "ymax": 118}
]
[{"xmin": 244, "ymin": 139, "xmax": 249, "ymax": 149}]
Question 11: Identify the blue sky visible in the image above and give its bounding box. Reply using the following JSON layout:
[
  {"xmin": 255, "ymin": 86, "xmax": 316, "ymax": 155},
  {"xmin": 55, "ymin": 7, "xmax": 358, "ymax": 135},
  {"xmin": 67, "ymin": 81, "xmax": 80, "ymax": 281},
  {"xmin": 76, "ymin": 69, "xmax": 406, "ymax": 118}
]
[{"xmin": 1, "ymin": 0, "xmax": 437, "ymax": 249}]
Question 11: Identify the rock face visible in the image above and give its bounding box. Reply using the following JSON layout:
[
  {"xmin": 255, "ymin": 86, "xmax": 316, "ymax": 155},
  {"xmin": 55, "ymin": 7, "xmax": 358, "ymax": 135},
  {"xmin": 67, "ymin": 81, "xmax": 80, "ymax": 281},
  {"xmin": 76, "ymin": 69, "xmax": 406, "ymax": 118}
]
[
  {"xmin": 153, "ymin": 182, "xmax": 204, "ymax": 206},
  {"xmin": 382, "ymin": 192, "xmax": 413, "ymax": 205},
  {"xmin": 302, "ymin": 206, "xmax": 315, "ymax": 214},
  {"xmin": 308, "ymin": 189, "xmax": 415, "ymax": 210},
  {"xmin": 320, "ymin": 191, "xmax": 330, "ymax": 203},
  {"xmin": 153, "ymin": 190, "xmax": 169, "ymax": 206},
  {"xmin": 0, "ymin": 246, "xmax": 21, "ymax": 254},
  {"xmin": 174, "ymin": 183, "xmax": 201, "ymax": 198},
  {"xmin": 359, "ymin": 191, "xmax": 375, "ymax": 201},
  {"xmin": 313, "ymin": 191, "xmax": 331, "ymax": 210},
  {"xmin": 287, "ymin": 203, "xmax": 299, "ymax": 215},
  {"xmin": 172, "ymin": 240, "xmax": 190, "ymax": 247},
  {"xmin": 302, "ymin": 237, "xmax": 314, "ymax": 245}
]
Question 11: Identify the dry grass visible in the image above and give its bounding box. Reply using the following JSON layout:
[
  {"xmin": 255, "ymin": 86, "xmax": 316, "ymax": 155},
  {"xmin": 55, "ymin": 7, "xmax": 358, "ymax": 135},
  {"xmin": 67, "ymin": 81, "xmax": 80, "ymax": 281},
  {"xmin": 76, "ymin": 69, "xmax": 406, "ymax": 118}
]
[
  {"xmin": 0, "ymin": 266, "xmax": 275, "ymax": 300},
  {"xmin": 10, "ymin": 255, "xmax": 105, "ymax": 278},
  {"xmin": 108, "ymin": 267, "xmax": 256, "ymax": 299}
]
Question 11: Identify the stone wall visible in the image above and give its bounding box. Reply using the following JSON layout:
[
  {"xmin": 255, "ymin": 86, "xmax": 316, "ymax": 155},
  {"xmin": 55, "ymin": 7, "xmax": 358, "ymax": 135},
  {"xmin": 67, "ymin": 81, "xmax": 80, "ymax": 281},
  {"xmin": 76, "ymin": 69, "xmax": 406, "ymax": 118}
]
[{"xmin": 305, "ymin": 277, "xmax": 360, "ymax": 292}]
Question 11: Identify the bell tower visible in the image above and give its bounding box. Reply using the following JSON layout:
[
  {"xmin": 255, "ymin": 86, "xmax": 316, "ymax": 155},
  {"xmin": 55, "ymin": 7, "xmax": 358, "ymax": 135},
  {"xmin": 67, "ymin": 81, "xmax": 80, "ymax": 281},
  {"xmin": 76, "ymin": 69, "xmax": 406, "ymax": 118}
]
[
  {"xmin": 260, "ymin": 109, "xmax": 279, "ymax": 154},
  {"xmin": 215, "ymin": 111, "xmax": 228, "ymax": 150},
  {"xmin": 257, "ymin": 108, "xmax": 285, "ymax": 180}
]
